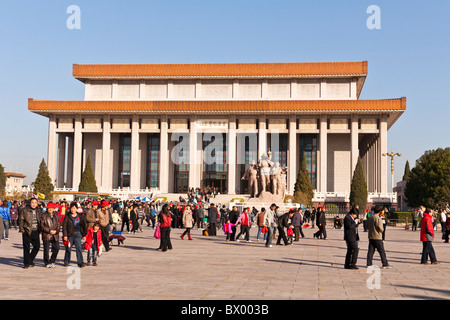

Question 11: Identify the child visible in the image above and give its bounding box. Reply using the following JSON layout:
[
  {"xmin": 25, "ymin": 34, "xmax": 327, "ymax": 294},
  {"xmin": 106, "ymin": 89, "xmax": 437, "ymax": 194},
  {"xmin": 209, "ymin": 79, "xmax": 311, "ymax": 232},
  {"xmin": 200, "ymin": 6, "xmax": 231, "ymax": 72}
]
[
  {"xmin": 223, "ymin": 219, "xmax": 236, "ymax": 241},
  {"xmin": 287, "ymin": 226, "xmax": 294, "ymax": 245},
  {"xmin": 84, "ymin": 222, "xmax": 103, "ymax": 266}
]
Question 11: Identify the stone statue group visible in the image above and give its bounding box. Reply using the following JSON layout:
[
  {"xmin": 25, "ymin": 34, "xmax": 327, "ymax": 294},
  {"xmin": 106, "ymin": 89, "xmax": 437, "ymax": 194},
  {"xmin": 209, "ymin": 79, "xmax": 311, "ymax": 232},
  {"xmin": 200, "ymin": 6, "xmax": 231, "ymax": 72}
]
[{"xmin": 241, "ymin": 150, "xmax": 288, "ymax": 201}]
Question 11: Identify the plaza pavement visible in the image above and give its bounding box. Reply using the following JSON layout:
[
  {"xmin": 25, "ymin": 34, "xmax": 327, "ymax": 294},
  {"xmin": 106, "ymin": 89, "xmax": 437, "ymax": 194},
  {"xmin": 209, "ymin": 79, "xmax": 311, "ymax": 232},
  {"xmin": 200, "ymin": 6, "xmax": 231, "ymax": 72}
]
[{"xmin": 0, "ymin": 223, "xmax": 449, "ymax": 300}]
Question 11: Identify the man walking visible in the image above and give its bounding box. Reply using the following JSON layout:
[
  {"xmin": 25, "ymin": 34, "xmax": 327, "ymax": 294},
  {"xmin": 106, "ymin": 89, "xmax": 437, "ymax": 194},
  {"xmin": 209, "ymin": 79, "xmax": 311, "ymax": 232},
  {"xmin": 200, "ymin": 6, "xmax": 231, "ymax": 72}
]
[
  {"xmin": 263, "ymin": 204, "xmax": 278, "ymax": 248},
  {"xmin": 19, "ymin": 198, "xmax": 42, "ymax": 269},
  {"xmin": 291, "ymin": 208, "xmax": 305, "ymax": 241},
  {"xmin": 344, "ymin": 209, "xmax": 361, "ymax": 269},
  {"xmin": 207, "ymin": 203, "xmax": 219, "ymax": 236},
  {"xmin": 411, "ymin": 209, "xmax": 419, "ymax": 231},
  {"xmin": 98, "ymin": 201, "xmax": 112, "ymax": 252},
  {"xmin": 367, "ymin": 205, "xmax": 392, "ymax": 269},
  {"xmin": 313, "ymin": 206, "xmax": 327, "ymax": 239}
]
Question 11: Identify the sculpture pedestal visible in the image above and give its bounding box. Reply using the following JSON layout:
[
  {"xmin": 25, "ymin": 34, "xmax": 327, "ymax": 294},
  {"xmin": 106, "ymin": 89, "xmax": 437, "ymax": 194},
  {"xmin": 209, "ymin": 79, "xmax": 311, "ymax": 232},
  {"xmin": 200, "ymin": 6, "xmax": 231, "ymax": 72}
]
[{"xmin": 247, "ymin": 191, "xmax": 284, "ymax": 204}]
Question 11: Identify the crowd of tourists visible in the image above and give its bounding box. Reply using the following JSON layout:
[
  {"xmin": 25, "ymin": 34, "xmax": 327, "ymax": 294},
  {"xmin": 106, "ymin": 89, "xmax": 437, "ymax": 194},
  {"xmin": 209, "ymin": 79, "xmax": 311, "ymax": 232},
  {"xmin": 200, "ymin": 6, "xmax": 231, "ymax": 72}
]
[{"xmin": 0, "ymin": 197, "xmax": 449, "ymax": 269}]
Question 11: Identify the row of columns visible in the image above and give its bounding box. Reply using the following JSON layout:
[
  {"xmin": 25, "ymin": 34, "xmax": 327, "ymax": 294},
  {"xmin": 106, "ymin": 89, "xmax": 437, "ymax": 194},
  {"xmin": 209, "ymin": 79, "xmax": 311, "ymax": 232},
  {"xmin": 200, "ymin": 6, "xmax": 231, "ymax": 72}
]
[{"xmin": 47, "ymin": 114, "xmax": 389, "ymax": 196}]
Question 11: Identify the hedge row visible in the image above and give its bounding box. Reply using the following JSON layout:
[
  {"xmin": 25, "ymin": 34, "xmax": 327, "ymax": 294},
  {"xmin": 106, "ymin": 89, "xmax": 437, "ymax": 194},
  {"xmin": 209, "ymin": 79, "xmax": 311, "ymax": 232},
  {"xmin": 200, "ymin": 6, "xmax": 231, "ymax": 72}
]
[{"xmin": 389, "ymin": 211, "xmax": 420, "ymax": 223}]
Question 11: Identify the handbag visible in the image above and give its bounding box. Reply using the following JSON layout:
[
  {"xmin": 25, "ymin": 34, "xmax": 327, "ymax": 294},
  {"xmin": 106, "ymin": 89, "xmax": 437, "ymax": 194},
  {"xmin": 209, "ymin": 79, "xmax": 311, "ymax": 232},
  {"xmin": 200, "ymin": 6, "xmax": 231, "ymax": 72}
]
[{"xmin": 154, "ymin": 224, "xmax": 161, "ymax": 239}]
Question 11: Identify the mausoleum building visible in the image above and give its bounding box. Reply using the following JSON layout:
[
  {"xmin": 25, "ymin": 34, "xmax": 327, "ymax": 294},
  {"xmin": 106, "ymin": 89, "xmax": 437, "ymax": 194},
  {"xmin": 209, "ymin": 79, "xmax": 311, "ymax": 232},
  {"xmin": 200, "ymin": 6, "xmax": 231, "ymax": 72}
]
[{"xmin": 28, "ymin": 61, "xmax": 406, "ymax": 204}]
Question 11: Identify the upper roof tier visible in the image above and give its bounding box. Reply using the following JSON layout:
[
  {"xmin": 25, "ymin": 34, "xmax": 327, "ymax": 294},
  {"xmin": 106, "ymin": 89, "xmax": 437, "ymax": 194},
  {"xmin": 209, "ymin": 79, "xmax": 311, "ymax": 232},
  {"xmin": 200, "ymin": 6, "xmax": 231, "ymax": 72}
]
[{"xmin": 73, "ymin": 61, "xmax": 368, "ymax": 79}]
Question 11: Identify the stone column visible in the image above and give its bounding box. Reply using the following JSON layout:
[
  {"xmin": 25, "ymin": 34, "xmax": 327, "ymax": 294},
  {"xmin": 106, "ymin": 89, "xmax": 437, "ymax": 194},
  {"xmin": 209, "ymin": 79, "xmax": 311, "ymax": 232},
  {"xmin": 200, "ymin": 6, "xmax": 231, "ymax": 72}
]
[
  {"xmin": 227, "ymin": 116, "xmax": 237, "ymax": 195},
  {"xmin": 101, "ymin": 115, "xmax": 111, "ymax": 192},
  {"xmin": 72, "ymin": 116, "xmax": 83, "ymax": 191},
  {"xmin": 57, "ymin": 133, "xmax": 66, "ymax": 188},
  {"xmin": 319, "ymin": 115, "xmax": 328, "ymax": 194},
  {"xmin": 130, "ymin": 115, "xmax": 140, "ymax": 191},
  {"xmin": 351, "ymin": 115, "xmax": 359, "ymax": 176},
  {"xmin": 159, "ymin": 116, "xmax": 169, "ymax": 194},
  {"xmin": 258, "ymin": 116, "xmax": 267, "ymax": 160},
  {"xmin": 288, "ymin": 115, "xmax": 297, "ymax": 194},
  {"xmin": 47, "ymin": 116, "xmax": 57, "ymax": 187},
  {"xmin": 66, "ymin": 135, "xmax": 74, "ymax": 188},
  {"xmin": 379, "ymin": 115, "xmax": 388, "ymax": 194},
  {"xmin": 188, "ymin": 116, "xmax": 199, "ymax": 189}
]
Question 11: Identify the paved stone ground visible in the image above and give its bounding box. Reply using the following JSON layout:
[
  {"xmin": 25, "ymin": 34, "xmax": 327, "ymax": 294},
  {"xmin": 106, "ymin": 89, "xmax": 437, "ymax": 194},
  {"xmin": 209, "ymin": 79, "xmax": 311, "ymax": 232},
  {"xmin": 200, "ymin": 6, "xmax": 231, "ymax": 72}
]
[{"xmin": 0, "ymin": 223, "xmax": 449, "ymax": 300}]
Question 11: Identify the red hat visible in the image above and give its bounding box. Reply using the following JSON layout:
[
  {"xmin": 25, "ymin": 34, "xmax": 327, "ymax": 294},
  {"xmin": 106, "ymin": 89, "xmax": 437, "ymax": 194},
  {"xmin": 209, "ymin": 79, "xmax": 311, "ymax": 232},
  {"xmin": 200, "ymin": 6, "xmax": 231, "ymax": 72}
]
[
  {"xmin": 46, "ymin": 202, "xmax": 58, "ymax": 209},
  {"xmin": 101, "ymin": 200, "xmax": 109, "ymax": 207},
  {"xmin": 92, "ymin": 201, "xmax": 99, "ymax": 206}
]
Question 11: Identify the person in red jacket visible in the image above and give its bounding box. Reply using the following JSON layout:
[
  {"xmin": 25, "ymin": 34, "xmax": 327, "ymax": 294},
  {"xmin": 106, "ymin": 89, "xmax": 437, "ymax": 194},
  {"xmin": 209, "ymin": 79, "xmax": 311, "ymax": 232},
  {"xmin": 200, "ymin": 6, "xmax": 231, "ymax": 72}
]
[
  {"xmin": 420, "ymin": 206, "xmax": 439, "ymax": 265},
  {"xmin": 84, "ymin": 222, "xmax": 103, "ymax": 266}
]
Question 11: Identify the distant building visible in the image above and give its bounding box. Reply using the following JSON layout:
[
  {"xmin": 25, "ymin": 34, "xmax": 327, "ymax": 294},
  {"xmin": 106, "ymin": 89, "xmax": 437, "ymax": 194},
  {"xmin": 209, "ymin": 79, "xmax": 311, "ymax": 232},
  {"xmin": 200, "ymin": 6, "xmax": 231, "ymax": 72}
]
[
  {"xmin": 5, "ymin": 172, "xmax": 26, "ymax": 189},
  {"xmin": 393, "ymin": 180, "xmax": 411, "ymax": 211}
]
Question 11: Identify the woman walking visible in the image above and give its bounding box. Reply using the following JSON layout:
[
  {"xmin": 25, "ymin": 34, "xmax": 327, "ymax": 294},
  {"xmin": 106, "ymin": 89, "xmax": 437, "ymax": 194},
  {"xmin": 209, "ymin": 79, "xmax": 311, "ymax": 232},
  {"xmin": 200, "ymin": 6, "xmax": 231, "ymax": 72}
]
[
  {"xmin": 62, "ymin": 202, "xmax": 87, "ymax": 268},
  {"xmin": 130, "ymin": 203, "xmax": 139, "ymax": 234},
  {"xmin": 181, "ymin": 205, "xmax": 194, "ymax": 240},
  {"xmin": 420, "ymin": 206, "xmax": 439, "ymax": 265},
  {"xmin": 158, "ymin": 204, "xmax": 173, "ymax": 252}
]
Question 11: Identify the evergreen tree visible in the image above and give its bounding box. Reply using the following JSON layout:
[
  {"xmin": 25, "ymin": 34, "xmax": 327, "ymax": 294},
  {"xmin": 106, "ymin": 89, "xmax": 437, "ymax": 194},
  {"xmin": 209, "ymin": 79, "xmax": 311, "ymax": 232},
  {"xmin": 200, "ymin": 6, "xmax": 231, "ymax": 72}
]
[
  {"xmin": 349, "ymin": 156, "xmax": 368, "ymax": 209},
  {"xmin": 78, "ymin": 154, "xmax": 98, "ymax": 193},
  {"xmin": 405, "ymin": 147, "xmax": 450, "ymax": 209},
  {"xmin": 0, "ymin": 164, "xmax": 6, "ymax": 197},
  {"xmin": 403, "ymin": 160, "xmax": 411, "ymax": 181},
  {"xmin": 293, "ymin": 152, "xmax": 314, "ymax": 206},
  {"xmin": 33, "ymin": 159, "xmax": 54, "ymax": 200}
]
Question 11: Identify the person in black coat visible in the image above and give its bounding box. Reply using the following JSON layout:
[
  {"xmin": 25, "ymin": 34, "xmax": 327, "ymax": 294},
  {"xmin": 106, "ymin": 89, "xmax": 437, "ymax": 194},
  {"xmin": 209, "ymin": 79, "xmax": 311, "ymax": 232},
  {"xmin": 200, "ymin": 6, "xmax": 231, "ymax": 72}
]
[
  {"xmin": 276, "ymin": 210, "xmax": 294, "ymax": 246},
  {"xmin": 228, "ymin": 206, "xmax": 239, "ymax": 241},
  {"xmin": 313, "ymin": 207, "xmax": 327, "ymax": 239},
  {"xmin": 130, "ymin": 204, "xmax": 139, "ymax": 234},
  {"xmin": 344, "ymin": 210, "xmax": 361, "ymax": 269},
  {"xmin": 62, "ymin": 202, "xmax": 87, "ymax": 268},
  {"xmin": 121, "ymin": 204, "xmax": 130, "ymax": 233},
  {"xmin": 207, "ymin": 204, "xmax": 219, "ymax": 236}
]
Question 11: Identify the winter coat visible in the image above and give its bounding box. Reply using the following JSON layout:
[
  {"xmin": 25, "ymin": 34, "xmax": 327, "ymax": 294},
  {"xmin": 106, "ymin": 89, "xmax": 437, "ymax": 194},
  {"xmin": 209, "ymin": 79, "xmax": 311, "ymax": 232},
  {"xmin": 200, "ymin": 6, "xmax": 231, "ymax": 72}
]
[
  {"xmin": 9, "ymin": 207, "xmax": 18, "ymax": 220},
  {"xmin": 84, "ymin": 227, "xmax": 103, "ymax": 251},
  {"xmin": 257, "ymin": 211, "xmax": 265, "ymax": 227},
  {"xmin": 85, "ymin": 208, "xmax": 98, "ymax": 229},
  {"xmin": 228, "ymin": 209, "xmax": 239, "ymax": 224},
  {"xmin": 0, "ymin": 216, "xmax": 4, "ymax": 243},
  {"xmin": 420, "ymin": 212, "xmax": 435, "ymax": 242},
  {"xmin": 316, "ymin": 211, "xmax": 327, "ymax": 226},
  {"xmin": 263, "ymin": 209, "xmax": 278, "ymax": 228},
  {"xmin": 62, "ymin": 213, "xmax": 87, "ymax": 238},
  {"xmin": 278, "ymin": 213, "xmax": 292, "ymax": 229},
  {"xmin": 207, "ymin": 207, "xmax": 219, "ymax": 223},
  {"xmin": 223, "ymin": 222, "xmax": 236, "ymax": 234},
  {"xmin": 182, "ymin": 208, "xmax": 194, "ymax": 228},
  {"xmin": 236, "ymin": 211, "xmax": 252, "ymax": 226},
  {"xmin": 40, "ymin": 211, "xmax": 61, "ymax": 242},
  {"xmin": 291, "ymin": 212, "xmax": 303, "ymax": 227},
  {"xmin": 367, "ymin": 213, "xmax": 384, "ymax": 240},
  {"xmin": 0, "ymin": 207, "xmax": 10, "ymax": 220},
  {"xmin": 19, "ymin": 206, "xmax": 42, "ymax": 236},
  {"xmin": 97, "ymin": 208, "xmax": 110, "ymax": 228}
]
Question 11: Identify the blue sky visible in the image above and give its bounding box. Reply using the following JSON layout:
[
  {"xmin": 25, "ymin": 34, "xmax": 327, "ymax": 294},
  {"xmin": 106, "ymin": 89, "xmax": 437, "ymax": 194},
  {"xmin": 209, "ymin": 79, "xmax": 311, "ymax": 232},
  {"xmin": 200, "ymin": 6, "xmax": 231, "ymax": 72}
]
[{"xmin": 0, "ymin": 0, "xmax": 449, "ymax": 188}]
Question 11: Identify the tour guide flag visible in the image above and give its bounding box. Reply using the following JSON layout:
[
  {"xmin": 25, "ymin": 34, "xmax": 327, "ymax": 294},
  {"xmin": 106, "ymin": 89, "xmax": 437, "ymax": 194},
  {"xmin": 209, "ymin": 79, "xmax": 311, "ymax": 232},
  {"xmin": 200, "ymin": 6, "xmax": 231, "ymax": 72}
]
[{"xmin": 38, "ymin": 193, "xmax": 45, "ymax": 199}]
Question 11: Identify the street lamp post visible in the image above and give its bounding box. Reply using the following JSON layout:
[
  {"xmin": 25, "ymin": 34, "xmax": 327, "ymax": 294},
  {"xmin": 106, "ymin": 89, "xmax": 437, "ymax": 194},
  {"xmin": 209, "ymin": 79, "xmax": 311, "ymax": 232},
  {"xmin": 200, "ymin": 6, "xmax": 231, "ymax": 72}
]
[{"xmin": 382, "ymin": 151, "xmax": 401, "ymax": 193}]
